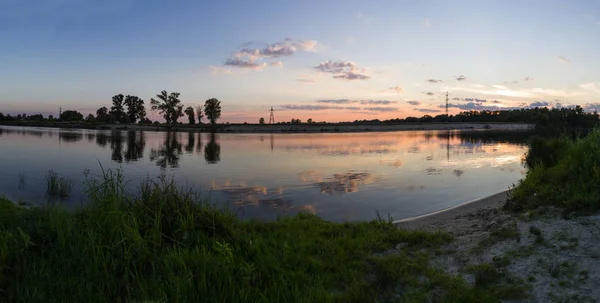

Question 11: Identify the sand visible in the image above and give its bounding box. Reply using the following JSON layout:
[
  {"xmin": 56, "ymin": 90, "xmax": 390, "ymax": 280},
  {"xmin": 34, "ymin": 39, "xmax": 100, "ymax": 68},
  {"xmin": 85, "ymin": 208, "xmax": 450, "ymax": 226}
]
[{"xmin": 396, "ymin": 191, "xmax": 600, "ymax": 302}]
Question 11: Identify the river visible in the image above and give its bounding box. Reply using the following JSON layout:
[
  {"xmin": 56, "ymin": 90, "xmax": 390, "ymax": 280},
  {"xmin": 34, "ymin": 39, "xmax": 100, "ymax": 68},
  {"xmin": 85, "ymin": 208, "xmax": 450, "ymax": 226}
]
[{"xmin": 0, "ymin": 126, "xmax": 530, "ymax": 222}]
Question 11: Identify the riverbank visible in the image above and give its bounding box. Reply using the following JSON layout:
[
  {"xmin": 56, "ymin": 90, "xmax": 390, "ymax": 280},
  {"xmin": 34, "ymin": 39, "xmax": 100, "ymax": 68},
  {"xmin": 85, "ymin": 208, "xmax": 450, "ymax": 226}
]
[
  {"xmin": 0, "ymin": 169, "xmax": 534, "ymax": 302},
  {"xmin": 397, "ymin": 191, "xmax": 600, "ymax": 302},
  {"xmin": 0, "ymin": 121, "xmax": 533, "ymax": 133}
]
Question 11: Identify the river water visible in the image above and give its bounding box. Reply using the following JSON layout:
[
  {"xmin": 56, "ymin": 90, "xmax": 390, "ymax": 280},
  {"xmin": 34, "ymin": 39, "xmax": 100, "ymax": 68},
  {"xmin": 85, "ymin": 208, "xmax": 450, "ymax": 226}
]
[{"xmin": 0, "ymin": 126, "xmax": 530, "ymax": 222}]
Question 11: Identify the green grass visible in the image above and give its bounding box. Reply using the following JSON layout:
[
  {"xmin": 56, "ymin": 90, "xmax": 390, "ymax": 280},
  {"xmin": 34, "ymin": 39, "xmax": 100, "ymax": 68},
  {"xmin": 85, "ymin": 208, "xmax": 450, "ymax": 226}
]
[
  {"xmin": 472, "ymin": 223, "xmax": 521, "ymax": 253},
  {"xmin": 506, "ymin": 127, "xmax": 600, "ymax": 213},
  {"xmin": 45, "ymin": 169, "xmax": 72, "ymax": 197},
  {"xmin": 0, "ymin": 169, "xmax": 522, "ymax": 302}
]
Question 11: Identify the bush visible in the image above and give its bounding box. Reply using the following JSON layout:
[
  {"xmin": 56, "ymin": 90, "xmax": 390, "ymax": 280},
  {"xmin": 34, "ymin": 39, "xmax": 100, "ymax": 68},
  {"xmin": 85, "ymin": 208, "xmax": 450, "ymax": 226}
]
[{"xmin": 507, "ymin": 128, "xmax": 600, "ymax": 213}]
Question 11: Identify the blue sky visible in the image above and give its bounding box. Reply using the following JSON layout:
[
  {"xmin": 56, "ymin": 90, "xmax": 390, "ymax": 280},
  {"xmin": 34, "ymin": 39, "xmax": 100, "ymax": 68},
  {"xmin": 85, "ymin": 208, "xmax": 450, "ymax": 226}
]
[{"xmin": 1, "ymin": 0, "xmax": 599, "ymax": 122}]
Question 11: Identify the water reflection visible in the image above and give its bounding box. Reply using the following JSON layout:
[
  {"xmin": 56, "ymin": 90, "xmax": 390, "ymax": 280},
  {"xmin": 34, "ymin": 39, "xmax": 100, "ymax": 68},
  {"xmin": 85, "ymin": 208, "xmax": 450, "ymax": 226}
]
[
  {"xmin": 124, "ymin": 131, "xmax": 146, "ymax": 162},
  {"xmin": 301, "ymin": 171, "xmax": 378, "ymax": 195},
  {"xmin": 59, "ymin": 131, "xmax": 83, "ymax": 143},
  {"xmin": 204, "ymin": 133, "xmax": 221, "ymax": 164},
  {"xmin": 150, "ymin": 132, "xmax": 183, "ymax": 169}
]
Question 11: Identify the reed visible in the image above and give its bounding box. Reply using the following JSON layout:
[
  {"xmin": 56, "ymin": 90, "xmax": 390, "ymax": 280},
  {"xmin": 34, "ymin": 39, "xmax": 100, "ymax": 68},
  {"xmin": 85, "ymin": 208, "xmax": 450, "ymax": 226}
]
[{"xmin": 45, "ymin": 169, "xmax": 72, "ymax": 197}]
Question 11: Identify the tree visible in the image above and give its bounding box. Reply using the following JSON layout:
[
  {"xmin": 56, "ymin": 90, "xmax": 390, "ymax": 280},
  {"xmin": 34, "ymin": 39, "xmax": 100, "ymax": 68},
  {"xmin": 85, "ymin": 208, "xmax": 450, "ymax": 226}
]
[
  {"xmin": 96, "ymin": 106, "xmax": 110, "ymax": 122},
  {"xmin": 60, "ymin": 110, "xmax": 84, "ymax": 121},
  {"xmin": 124, "ymin": 95, "xmax": 146, "ymax": 124},
  {"xmin": 307, "ymin": 118, "xmax": 313, "ymax": 124},
  {"xmin": 85, "ymin": 114, "xmax": 96, "ymax": 122},
  {"xmin": 259, "ymin": 117, "xmax": 265, "ymax": 124},
  {"xmin": 48, "ymin": 114, "xmax": 54, "ymax": 121},
  {"xmin": 184, "ymin": 106, "xmax": 196, "ymax": 125},
  {"xmin": 195, "ymin": 106, "xmax": 204, "ymax": 124},
  {"xmin": 204, "ymin": 98, "xmax": 222, "ymax": 127},
  {"xmin": 150, "ymin": 90, "xmax": 184, "ymax": 124},
  {"xmin": 0, "ymin": 113, "xmax": 4, "ymax": 120},
  {"xmin": 110, "ymin": 94, "xmax": 126, "ymax": 123}
]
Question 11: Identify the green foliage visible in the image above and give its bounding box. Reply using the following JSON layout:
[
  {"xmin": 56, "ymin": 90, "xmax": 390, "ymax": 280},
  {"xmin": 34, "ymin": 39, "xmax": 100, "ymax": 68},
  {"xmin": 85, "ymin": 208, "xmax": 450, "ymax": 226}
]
[
  {"xmin": 60, "ymin": 110, "xmax": 84, "ymax": 122},
  {"xmin": 524, "ymin": 135, "xmax": 571, "ymax": 168},
  {"xmin": 96, "ymin": 106, "xmax": 110, "ymax": 122},
  {"xmin": 184, "ymin": 106, "xmax": 195, "ymax": 125},
  {"xmin": 507, "ymin": 128, "xmax": 600, "ymax": 213},
  {"xmin": 151, "ymin": 90, "xmax": 184, "ymax": 124},
  {"xmin": 110, "ymin": 94, "xmax": 126, "ymax": 123},
  {"xmin": 203, "ymin": 98, "xmax": 221, "ymax": 126},
  {"xmin": 124, "ymin": 95, "xmax": 146, "ymax": 124},
  {"xmin": 0, "ymin": 169, "xmax": 519, "ymax": 302}
]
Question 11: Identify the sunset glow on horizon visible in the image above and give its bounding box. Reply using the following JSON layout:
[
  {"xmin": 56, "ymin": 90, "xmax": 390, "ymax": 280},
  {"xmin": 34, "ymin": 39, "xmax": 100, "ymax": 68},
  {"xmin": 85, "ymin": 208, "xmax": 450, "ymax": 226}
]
[{"xmin": 1, "ymin": 0, "xmax": 599, "ymax": 123}]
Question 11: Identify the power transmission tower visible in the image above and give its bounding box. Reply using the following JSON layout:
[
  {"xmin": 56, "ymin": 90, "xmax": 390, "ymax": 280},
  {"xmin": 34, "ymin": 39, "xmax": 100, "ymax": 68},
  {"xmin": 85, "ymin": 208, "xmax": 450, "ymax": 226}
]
[
  {"xmin": 445, "ymin": 92, "xmax": 449, "ymax": 122},
  {"xmin": 59, "ymin": 106, "xmax": 62, "ymax": 118},
  {"xmin": 269, "ymin": 106, "xmax": 275, "ymax": 124}
]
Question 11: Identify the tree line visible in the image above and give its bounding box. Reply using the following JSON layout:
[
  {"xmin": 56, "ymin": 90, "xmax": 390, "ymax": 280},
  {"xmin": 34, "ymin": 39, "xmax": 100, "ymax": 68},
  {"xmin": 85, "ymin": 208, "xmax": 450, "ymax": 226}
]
[{"xmin": 0, "ymin": 91, "xmax": 222, "ymax": 126}]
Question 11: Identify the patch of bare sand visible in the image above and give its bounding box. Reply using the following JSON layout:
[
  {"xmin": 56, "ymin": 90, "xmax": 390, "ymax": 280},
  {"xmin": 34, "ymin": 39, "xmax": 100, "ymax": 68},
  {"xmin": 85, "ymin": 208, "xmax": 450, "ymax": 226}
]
[{"xmin": 396, "ymin": 194, "xmax": 600, "ymax": 302}]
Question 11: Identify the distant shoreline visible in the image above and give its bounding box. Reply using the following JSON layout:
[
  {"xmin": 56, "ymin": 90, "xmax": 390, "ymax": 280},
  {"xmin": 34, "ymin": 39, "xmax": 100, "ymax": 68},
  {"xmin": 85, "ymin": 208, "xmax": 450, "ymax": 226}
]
[{"xmin": 0, "ymin": 121, "xmax": 534, "ymax": 134}]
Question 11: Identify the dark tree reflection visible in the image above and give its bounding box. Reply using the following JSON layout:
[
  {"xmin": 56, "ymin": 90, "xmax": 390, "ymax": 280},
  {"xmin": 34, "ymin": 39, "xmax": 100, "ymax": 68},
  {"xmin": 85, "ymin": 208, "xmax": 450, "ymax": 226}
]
[
  {"xmin": 96, "ymin": 132, "xmax": 109, "ymax": 148},
  {"xmin": 59, "ymin": 131, "xmax": 83, "ymax": 143},
  {"xmin": 185, "ymin": 132, "xmax": 195, "ymax": 154},
  {"xmin": 195, "ymin": 133, "xmax": 203, "ymax": 155},
  {"xmin": 204, "ymin": 133, "xmax": 221, "ymax": 164},
  {"xmin": 150, "ymin": 132, "xmax": 183, "ymax": 169},
  {"xmin": 124, "ymin": 131, "xmax": 146, "ymax": 162},
  {"xmin": 110, "ymin": 131, "xmax": 124, "ymax": 163}
]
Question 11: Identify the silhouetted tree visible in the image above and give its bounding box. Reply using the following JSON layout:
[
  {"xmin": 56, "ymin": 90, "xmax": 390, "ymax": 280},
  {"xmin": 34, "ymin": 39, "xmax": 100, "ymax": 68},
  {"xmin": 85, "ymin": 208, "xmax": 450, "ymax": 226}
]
[
  {"xmin": 196, "ymin": 106, "xmax": 204, "ymax": 124},
  {"xmin": 85, "ymin": 114, "xmax": 96, "ymax": 122},
  {"xmin": 150, "ymin": 132, "xmax": 183, "ymax": 168},
  {"xmin": 307, "ymin": 118, "xmax": 313, "ymax": 123},
  {"xmin": 150, "ymin": 90, "xmax": 183, "ymax": 124},
  {"xmin": 96, "ymin": 106, "xmax": 110, "ymax": 122},
  {"xmin": 124, "ymin": 95, "xmax": 146, "ymax": 124},
  {"xmin": 60, "ymin": 110, "xmax": 84, "ymax": 122},
  {"xmin": 184, "ymin": 106, "xmax": 196, "ymax": 125},
  {"xmin": 204, "ymin": 132, "xmax": 221, "ymax": 164},
  {"xmin": 110, "ymin": 94, "xmax": 126, "ymax": 123},
  {"xmin": 48, "ymin": 114, "xmax": 54, "ymax": 121},
  {"xmin": 29, "ymin": 114, "xmax": 44, "ymax": 121},
  {"xmin": 259, "ymin": 117, "xmax": 265, "ymax": 124},
  {"xmin": 204, "ymin": 98, "xmax": 221, "ymax": 127}
]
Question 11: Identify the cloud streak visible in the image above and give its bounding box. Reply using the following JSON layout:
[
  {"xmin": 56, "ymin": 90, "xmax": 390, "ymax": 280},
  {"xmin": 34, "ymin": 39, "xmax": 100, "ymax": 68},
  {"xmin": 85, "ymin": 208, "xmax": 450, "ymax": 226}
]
[
  {"xmin": 455, "ymin": 75, "xmax": 466, "ymax": 81},
  {"xmin": 558, "ymin": 55, "xmax": 570, "ymax": 63},
  {"xmin": 314, "ymin": 60, "xmax": 370, "ymax": 81},
  {"xmin": 407, "ymin": 100, "xmax": 421, "ymax": 106},
  {"xmin": 389, "ymin": 86, "xmax": 403, "ymax": 93},
  {"xmin": 426, "ymin": 79, "xmax": 443, "ymax": 83},
  {"xmin": 223, "ymin": 39, "xmax": 316, "ymax": 70},
  {"xmin": 414, "ymin": 108, "xmax": 442, "ymax": 113}
]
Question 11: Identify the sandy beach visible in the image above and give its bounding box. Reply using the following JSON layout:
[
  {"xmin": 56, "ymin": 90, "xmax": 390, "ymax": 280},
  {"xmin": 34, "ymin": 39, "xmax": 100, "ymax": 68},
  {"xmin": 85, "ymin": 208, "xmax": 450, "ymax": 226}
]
[{"xmin": 396, "ymin": 191, "xmax": 600, "ymax": 302}]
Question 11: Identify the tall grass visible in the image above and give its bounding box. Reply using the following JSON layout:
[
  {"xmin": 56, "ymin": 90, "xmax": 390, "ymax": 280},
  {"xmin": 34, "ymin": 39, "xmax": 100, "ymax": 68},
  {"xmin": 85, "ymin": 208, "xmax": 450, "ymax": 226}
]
[
  {"xmin": 0, "ymin": 169, "xmax": 518, "ymax": 302},
  {"xmin": 507, "ymin": 127, "xmax": 600, "ymax": 213},
  {"xmin": 45, "ymin": 169, "xmax": 72, "ymax": 197}
]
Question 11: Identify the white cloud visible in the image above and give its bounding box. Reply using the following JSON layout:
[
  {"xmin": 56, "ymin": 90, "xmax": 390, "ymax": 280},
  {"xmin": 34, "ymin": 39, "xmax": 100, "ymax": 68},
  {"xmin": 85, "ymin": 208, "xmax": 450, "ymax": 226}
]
[
  {"xmin": 314, "ymin": 60, "xmax": 371, "ymax": 81},
  {"xmin": 580, "ymin": 83, "xmax": 600, "ymax": 94},
  {"xmin": 389, "ymin": 86, "xmax": 403, "ymax": 93},
  {"xmin": 270, "ymin": 61, "xmax": 284, "ymax": 67},
  {"xmin": 558, "ymin": 55, "xmax": 570, "ymax": 63},
  {"xmin": 223, "ymin": 39, "xmax": 317, "ymax": 70},
  {"xmin": 210, "ymin": 66, "xmax": 232, "ymax": 75}
]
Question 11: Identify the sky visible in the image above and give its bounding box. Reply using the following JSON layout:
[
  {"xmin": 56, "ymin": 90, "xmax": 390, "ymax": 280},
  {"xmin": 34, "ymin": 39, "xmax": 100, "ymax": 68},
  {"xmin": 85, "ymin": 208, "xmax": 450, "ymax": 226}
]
[{"xmin": 1, "ymin": 0, "xmax": 600, "ymax": 123}]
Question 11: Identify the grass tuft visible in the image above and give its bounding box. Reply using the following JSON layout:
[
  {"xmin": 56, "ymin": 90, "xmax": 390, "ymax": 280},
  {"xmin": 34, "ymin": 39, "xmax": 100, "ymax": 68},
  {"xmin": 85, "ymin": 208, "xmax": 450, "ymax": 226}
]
[{"xmin": 45, "ymin": 169, "xmax": 72, "ymax": 197}]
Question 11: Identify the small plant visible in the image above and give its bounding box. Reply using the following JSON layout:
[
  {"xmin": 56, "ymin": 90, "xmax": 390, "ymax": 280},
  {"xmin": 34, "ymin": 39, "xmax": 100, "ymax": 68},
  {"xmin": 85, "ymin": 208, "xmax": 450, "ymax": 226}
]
[
  {"xmin": 529, "ymin": 225, "xmax": 545, "ymax": 245},
  {"xmin": 46, "ymin": 170, "xmax": 72, "ymax": 197},
  {"xmin": 18, "ymin": 172, "xmax": 25, "ymax": 190}
]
